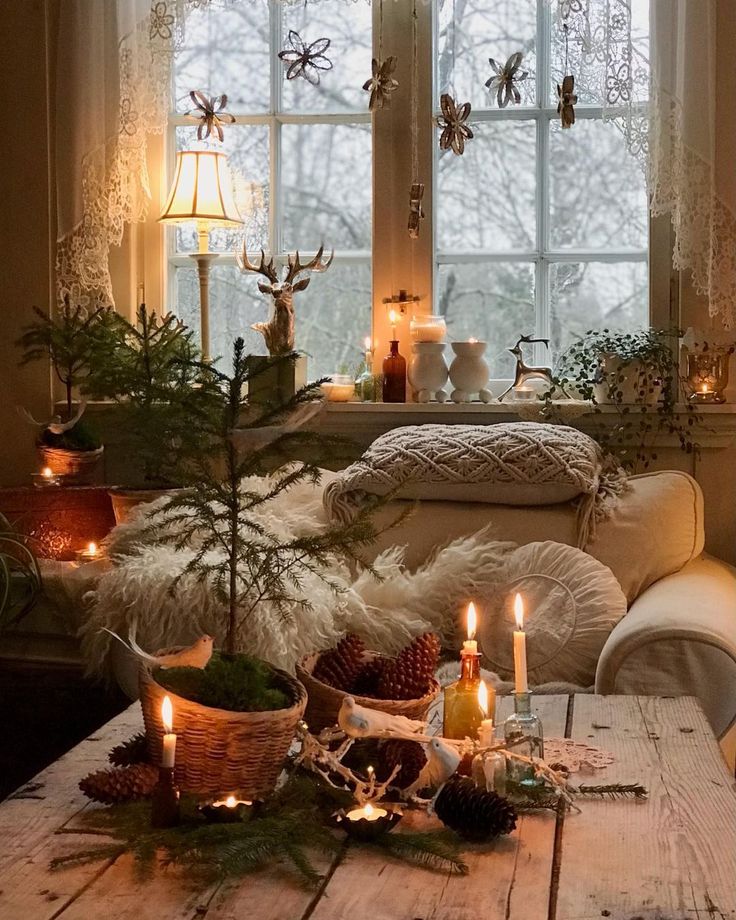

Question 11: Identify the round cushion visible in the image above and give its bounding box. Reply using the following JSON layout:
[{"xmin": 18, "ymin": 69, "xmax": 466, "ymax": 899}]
[{"xmin": 477, "ymin": 541, "xmax": 627, "ymax": 687}]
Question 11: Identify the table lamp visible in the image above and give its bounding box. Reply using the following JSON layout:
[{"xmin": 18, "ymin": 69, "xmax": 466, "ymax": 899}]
[{"xmin": 159, "ymin": 150, "xmax": 243, "ymax": 360}]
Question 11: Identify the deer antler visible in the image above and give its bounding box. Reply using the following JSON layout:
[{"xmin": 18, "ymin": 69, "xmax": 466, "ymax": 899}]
[
  {"xmin": 284, "ymin": 244, "xmax": 335, "ymax": 288},
  {"xmin": 239, "ymin": 247, "xmax": 280, "ymax": 292}
]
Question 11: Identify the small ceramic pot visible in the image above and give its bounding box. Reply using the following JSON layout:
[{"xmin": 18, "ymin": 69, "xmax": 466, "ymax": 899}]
[
  {"xmin": 592, "ymin": 354, "xmax": 663, "ymax": 406},
  {"xmin": 408, "ymin": 343, "xmax": 449, "ymax": 403},
  {"xmin": 449, "ymin": 341, "xmax": 492, "ymax": 403}
]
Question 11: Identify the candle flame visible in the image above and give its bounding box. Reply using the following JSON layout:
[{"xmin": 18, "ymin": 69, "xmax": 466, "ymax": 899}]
[
  {"xmin": 162, "ymin": 695, "xmax": 173, "ymax": 733},
  {"xmin": 87, "ymin": 541, "xmax": 97, "ymax": 555},
  {"xmin": 468, "ymin": 337, "xmax": 478, "ymax": 344},
  {"xmin": 514, "ymin": 593, "xmax": 524, "ymax": 630},
  {"xmin": 701, "ymin": 383, "xmax": 708, "ymax": 393},
  {"xmin": 389, "ymin": 309, "xmax": 398, "ymax": 325},
  {"xmin": 477, "ymin": 680, "xmax": 488, "ymax": 717},
  {"xmin": 364, "ymin": 336, "xmax": 372, "ymax": 351},
  {"xmin": 225, "ymin": 795, "xmax": 237, "ymax": 808},
  {"xmin": 466, "ymin": 602, "xmax": 477, "ymax": 640},
  {"xmin": 367, "ymin": 765, "xmax": 374, "ymax": 776},
  {"xmin": 42, "ymin": 466, "xmax": 53, "ymax": 478},
  {"xmin": 364, "ymin": 803, "xmax": 374, "ymax": 817}
]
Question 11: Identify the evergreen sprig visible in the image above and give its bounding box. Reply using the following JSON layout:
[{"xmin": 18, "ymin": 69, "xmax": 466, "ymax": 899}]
[
  {"xmin": 0, "ymin": 513, "xmax": 41, "ymax": 632},
  {"xmin": 572, "ymin": 783, "xmax": 648, "ymax": 800}
]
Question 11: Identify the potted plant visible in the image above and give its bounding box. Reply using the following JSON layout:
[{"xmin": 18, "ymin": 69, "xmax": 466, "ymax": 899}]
[
  {"xmin": 136, "ymin": 338, "xmax": 382, "ymax": 796},
  {"xmin": 543, "ymin": 328, "xmax": 699, "ymax": 470},
  {"xmin": 83, "ymin": 304, "xmax": 203, "ymax": 522},
  {"xmin": 17, "ymin": 298, "xmax": 107, "ymax": 482}
]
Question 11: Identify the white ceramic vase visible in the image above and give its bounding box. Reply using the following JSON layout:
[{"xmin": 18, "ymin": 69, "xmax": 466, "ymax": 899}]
[
  {"xmin": 592, "ymin": 354, "xmax": 663, "ymax": 407},
  {"xmin": 449, "ymin": 341, "xmax": 492, "ymax": 403},
  {"xmin": 408, "ymin": 342, "xmax": 449, "ymax": 402}
]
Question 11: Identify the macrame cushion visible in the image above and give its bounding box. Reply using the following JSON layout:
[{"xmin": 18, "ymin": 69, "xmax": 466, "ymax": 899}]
[
  {"xmin": 476, "ymin": 541, "xmax": 627, "ymax": 687},
  {"xmin": 324, "ymin": 423, "xmax": 613, "ymax": 512}
]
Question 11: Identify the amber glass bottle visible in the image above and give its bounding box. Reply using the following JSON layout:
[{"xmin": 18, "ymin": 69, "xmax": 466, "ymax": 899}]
[
  {"xmin": 443, "ymin": 651, "xmax": 496, "ymax": 740},
  {"xmin": 382, "ymin": 340, "xmax": 406, "ymax": 402}
]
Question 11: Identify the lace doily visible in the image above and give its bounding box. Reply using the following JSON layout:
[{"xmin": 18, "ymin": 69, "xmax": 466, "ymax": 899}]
[{"xmin": 543, "ymin": 737, "xmax": 615, "ymax": 774}]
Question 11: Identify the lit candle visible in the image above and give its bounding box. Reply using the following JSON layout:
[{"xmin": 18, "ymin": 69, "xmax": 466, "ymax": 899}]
[
  {"xmin": 74, "ymin": 541, "xmax": 101, "ymax": 563},
  {"xmin": 410, "ymin": 315, "xmax": 447, "ymax": 343},
  {"xmin": 389, "ymin": 309, "xmax": 398, "ymax": 339},
  {"xmin": 468, "ymin": 337, "xmax": 478, "ymax": 344},
  {"xmin": 32, "ymin": 466, "xmax": 61, "ymax": 488},
  {"xmin": 366, "ymin": 765, "xmax": 376, "ymax": 798},
  {"xmin": 161, "ymin": 695, "xmax": 177, "ymax": 768},
  {"xmin": 463, "ymin": 602, "xmax": 478, "ymax": 655},
  {"xmin": 513, "ymin": 593, "xmax": 528, "ymax": 694},
  {"xmin": 364, "ymin": 336, "xmax": 373, "ymax": 370},
  {"xmin": 701, "ymin": 383, "xmax": 710, "ymax": 394},
  {"xmin": 478, "ymin": 681, "xmax": 494, "ymax": 747},
  {"xmin": 346, "ymin": 802, "xmax": 389, "ymax": 823},
  {"xmin": 42, "ymin": 466, "xmax": 54, "ymax": 480}
]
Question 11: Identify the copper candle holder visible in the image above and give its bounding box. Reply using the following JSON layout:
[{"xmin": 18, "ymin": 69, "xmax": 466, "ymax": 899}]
[{"xmin": 332, "ymin": 802, "xmax": 403, "ymax": 841}]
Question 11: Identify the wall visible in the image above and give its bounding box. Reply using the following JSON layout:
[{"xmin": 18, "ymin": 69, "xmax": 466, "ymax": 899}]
[{"xmin": 0, "ymin": 1, "xmax": 735, "ymax": 566}]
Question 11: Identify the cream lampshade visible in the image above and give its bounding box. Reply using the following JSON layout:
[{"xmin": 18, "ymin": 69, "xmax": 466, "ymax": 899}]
[{"xmin": 159, "ymin": 150, "xmax": 243, "ymax": 359}]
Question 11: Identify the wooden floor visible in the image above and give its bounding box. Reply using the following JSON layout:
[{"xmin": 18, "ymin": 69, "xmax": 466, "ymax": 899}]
[{"xmin": 1, "ymin": 694, "xmax": 735, "ymax": 920}]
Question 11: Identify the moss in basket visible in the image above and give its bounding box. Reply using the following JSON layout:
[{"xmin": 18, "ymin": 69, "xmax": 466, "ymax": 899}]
[
  {"xmin": 39, "ymin": 419, "xmax": 101, "ymax": 451},
  {"xmin": 155, "ymin": 652, "xmax": 290, "ymax": 713}
]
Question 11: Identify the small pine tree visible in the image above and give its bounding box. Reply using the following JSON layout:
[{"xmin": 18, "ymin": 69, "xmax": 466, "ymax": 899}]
[{"xmin": 158, "ymin": 338, "xmax": 381, "ymax": 655}]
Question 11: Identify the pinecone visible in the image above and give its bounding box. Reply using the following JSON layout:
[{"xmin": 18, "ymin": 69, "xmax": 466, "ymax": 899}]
[
  {"xmin": 377, "ymin": 739, "xmax": 427, "ymax": 790},
  {"xmin": 79, "ymin": 764, "xmax": 160, "ymax": 804},
  {"xmin": 351, "ymin": 656, "xmax": 385, "ymax": 697},
  {"xmin": 376, "ymin": 633, "xmax": 440, "ymax": 700},
  {"xmin": 434, "ymin": 776, "xmax": 517, "ymax": 841},
  {"xmin": 312, "ymin": 634, "xmax": 366, "ymax": 691},
  {"xmin": 108, "ymin": 732, "xmax": 149, "ymax": 767}
]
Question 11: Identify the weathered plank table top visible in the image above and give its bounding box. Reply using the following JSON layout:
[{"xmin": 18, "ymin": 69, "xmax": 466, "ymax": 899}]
[{"xmin": 1, "ymin": 694, "xmax": 735, "ymax": 920}]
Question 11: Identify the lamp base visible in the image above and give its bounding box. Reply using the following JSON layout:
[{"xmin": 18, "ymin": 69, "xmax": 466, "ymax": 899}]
[{"xmin": 188, "ymin": 252, "xmax": 219, "ymax": 362}]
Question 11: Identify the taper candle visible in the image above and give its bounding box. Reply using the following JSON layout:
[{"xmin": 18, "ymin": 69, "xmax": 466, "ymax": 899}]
[
  {"xmin": 477, "ymin": 681, "xmax": 494, "ymax": 747},
  {"xmin": 463, "ymin": 602, "xmax": 478, "ymax": 655},
  {"xmin": 161, "ymin": 695, "xmax": 177, "ymax": 768},
  {"xmin": 513, "ymin": 593, "xmax": 528, "ymax": 694}
]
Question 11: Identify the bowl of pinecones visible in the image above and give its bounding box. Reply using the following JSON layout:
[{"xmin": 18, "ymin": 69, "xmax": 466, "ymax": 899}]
[{"xmin": 297, "ymin": 633, "xmax": 441, "ymax": 733}]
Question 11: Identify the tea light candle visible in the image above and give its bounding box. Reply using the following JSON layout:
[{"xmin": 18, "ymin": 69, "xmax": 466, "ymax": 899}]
[
  {"xmin": 321, "ymin": 376, "xmax": 355, "ymax": 402},
  {"xmin": 346, "ymin": 801, "xmax": 388, "ymax": 823},
  {"xmin": 199, "ymin": 794, "xmax": 254, "ymax": 823},
  {"xmin": 32, "ymin": 466, "xmax": 61, "ymax": 488},
  {"xmin": 161, "ymin": 695, "xmax": 177, "ymax": 768},
  {"xmin": 511, "ymin": 384, "xmax": 536, "ymax": 401},
  {"xmin": 74, "ymin": 541, "xmax": 100, "ymax": 563},
  {"xmin": 477, "ymin": 681, "xmax": 494, "ymax": 747},
  {"xmin": 513, "ymin": 593, "xmax": 528, "ymax": 694},
  {"xmin": 463, "ymin": 602, "xmax": 478, "ymax": 655}
]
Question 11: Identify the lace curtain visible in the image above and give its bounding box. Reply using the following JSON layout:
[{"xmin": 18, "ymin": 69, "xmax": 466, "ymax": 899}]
[{"xmin": 56, "ymin": 0, "xmax": 736, "ymax": 328}]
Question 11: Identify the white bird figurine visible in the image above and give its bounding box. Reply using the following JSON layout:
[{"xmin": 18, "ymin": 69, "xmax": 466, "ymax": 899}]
[
  {"xmin": 101, "ymin": 626, "xmax": 214, "ymax": 669},
  {"xmin": 337, "ymin": 696, "xmax": 427, "ymax": 739},
  {"xmin": 17, "ymin": 400, "xmax": 88, "ymax": 434},
  {"xmin": 405, "ymin": 737, "xmax": 461, "ymax": 797}
]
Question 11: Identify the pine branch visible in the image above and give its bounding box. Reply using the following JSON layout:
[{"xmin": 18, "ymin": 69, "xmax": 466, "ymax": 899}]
[
  {"xmin": 572, "ymin": 783, "xmax": 648, "ymax": 800},
  {"xmin": 370, "ymin": 831, "xmax": 468, "ymax": 875}
]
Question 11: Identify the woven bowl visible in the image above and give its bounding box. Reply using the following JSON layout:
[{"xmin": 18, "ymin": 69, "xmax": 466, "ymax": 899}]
[
  {"xmin": 37, "ymin": 445, "xmax": 104, "ymax": 484},
  {"xmin": 297, "ymin": 650, "xmax": 440, "ymax": 734},
  {"xmin": 140, "ymin": 653, "xmax": 307, "ymax": 798}
]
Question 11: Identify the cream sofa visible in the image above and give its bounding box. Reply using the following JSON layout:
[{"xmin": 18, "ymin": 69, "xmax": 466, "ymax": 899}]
[{"xmin": 358, "ymin": 470, "xmax": 736, "ymax": 768}]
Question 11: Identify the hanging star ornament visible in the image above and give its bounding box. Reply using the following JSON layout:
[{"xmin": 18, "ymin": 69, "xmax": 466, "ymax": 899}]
[
  {"xmin": 437, "ymin": 93, "xmax": 474, "ymax": 155},
  {"xmin": 362, "ymin": 56, "xmax": 399, "ymax": 112},
  {"xmin": 187, "ymin": 90, "xmax": 235, "ymax": 142},
  {"xmin": 278, "ymin": 30, "xmax": 333, "ymax": 85},
  {"xmin": 485, "ymin": 51, "xmax": 529, "ymax": 108},
  {"xmin": 557, "ymin": 74, "xmax": 578, "ymax": 128},
  {"xmin": 408, "ymin": 182, "xmax": 425, "ymax": 239}
]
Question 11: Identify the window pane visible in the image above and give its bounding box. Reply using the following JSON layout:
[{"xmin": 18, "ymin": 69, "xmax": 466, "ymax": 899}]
[
  {"xmin": 437, "ymin": 121, "xmax": 536, "ymax": 252},
  {"xmin": 174, "ymin": 126, "xmax": 269, "ymax": 254},
  {"xmin": 437, "ymin": 0, "xmax": 537, "ymax": 107},
  {"xmin": 549, "ymin": 261, "xmax": 649, "ymax": 363},
  {"xmin": 174, "ymin": 2, "xmax": 271, "ymax": 113},
  {"xmin": 281, "ymin": 123, "xmax": 371, "ymax": 251},
  {"xmin": 280, "ymin": 0, "xmax": 372, "ymax": 113},
  {"xmin": 549, "ymin": 120, "xmax": 647, "ymax": 250},
  {"xmin": 437, "ymin": 262, "xmax": 536, "ymax": 378}
]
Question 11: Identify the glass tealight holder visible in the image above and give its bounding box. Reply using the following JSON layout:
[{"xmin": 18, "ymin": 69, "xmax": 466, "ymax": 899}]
[
  {"xmin": 410, "ymin": 315, "xmax": 447, "ymax": 344},
  {"xmin": 503, "ymin": 691, "xmax": 544, "ymax": 787},
  {"xmin": 686, "ymin": 352, "xmax": 730, "ymax": 404},
  {"xmin": 471, "ymin": 749, "xmax": 507, "ymax": 795},
  {"xmin": 321, "ymin": 374, "xmax": 356, "ymax": 402},
  {"xmin": 355, "ymin": 368, "xmax": 379, "ymax": 402}
]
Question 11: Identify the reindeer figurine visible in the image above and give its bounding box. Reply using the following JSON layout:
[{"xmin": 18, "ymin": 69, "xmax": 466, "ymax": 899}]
[
  {"xmin": 239, "ymin": 244, "xmax": 334, "ymax": 355},
  {"xmin": 498, "ymin": 334, "xmax": 568, "ymax": 401}
]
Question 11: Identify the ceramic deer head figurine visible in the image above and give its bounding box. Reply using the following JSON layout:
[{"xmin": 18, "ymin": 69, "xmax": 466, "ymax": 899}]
[{"xmin": 239, "ymin": 245, "xmax": 334, "ymax": 355}]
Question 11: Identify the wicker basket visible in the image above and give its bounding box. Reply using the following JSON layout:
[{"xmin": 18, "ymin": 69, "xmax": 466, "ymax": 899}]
[
  {"xmin": 37, "ymin": 445, "xmax": 104, "ymax": 484},
  {"xmin": 140, "ymin": 654, "xmax": 307, "ymax": 797},
  {"xmin": 297, "ymin": 651, "xmax": 440, "ymax": 734}
]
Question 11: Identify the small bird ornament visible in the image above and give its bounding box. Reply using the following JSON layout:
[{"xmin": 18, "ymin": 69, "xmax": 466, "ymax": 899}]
[
  {"xmin": 405, "ymin": 737, "xmax": 461, "ymax": 797},
  {"xmin": 102, "ymin": 626, "xmax": 214, "ymax": 670},
  {"xmin": 338, "ymin": 696, "xmax": 426, "ymax": 739}
]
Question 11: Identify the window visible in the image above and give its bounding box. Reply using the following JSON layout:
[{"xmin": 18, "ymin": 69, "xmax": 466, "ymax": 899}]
[
  {"xmin": 434, "ymin": 0, "xmax": 650, "ymax": 379},
  {"xmin": 162, "ymin": 0, "xmax": 652, "ymax": 382}
]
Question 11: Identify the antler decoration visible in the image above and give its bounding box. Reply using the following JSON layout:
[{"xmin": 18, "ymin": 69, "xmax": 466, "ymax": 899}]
[
  {"xmin": 485, "ymin": 52, "xmax": 529, "ymax": 108},
  {"xmin": 239, "ymin": 244, "xmax": 334, "ymax": 355},
  {"xmin": 437, "ymin": 94, "xmax": 474, "ymax": 155},
  {"xmin": 187, "ymin": 90, "xmax": 235, "ymax": 142},
  {"xmin": 362, "ymin": 56, "xmax": 399, "ymax": 111}
]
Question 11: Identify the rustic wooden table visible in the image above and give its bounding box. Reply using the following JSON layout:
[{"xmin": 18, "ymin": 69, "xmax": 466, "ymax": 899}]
[{"xmin": 1, "ymin": 694, "xmax": 735, "ymax": 920}]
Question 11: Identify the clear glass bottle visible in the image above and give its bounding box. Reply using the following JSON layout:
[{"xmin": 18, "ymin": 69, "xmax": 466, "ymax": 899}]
[
  {"xmin": 355, "ymin": 353, "xmax": 378, "ymax": 402},
  {"xmin": 443, "ymin": 651, "xmax": 496, "ymax": 740},
  {"xmin": 503, "ymin": 691, "xmax": 544, "ymax": 787}
]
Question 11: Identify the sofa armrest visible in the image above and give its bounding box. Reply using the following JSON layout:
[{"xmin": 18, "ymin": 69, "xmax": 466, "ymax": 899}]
[{"xmin": 596, "ymin": 556, "xmax": 736, "ymax": 744}]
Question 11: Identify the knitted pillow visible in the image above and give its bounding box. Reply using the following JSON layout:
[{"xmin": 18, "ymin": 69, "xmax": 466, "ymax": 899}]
[
  {"xmin": 324, "ymin": 422, "xmax": 625, "ymax": 515},
  {"xmin": 476, "ymin": 541, "xmax": 627, "ymax": 687}
]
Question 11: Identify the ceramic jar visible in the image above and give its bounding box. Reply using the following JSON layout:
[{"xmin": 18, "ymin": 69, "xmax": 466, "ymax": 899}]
[
  {"xmin": 449, "ymin": 341, "xmax": 492, "ymax": 403},
  {"xmin": 408, "ymin": 342, "xmax": 449, "ymax": 403}
]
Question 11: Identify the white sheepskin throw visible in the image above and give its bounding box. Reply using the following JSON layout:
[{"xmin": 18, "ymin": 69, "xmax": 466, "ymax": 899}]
[{"xmin": 323, "ymin": 423, "xmax": 629, "ymax": 547}]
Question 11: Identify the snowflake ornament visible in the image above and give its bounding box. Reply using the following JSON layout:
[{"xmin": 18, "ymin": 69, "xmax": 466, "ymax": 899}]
[
  {"xmin": 187, "ymin": 91, "xmax": 235, "ymax": 142},
  {"xmin": 437, "ymin": 93, "xmax": 473, "ymax": 155},
  {"xmin": 485, "ymin": 51, "xmax": 529, "ymax": 108},
  {"xmin": 278, "ymin": 31, "xmax": 333, "ymax": 86},
  {"xmin": 362, "ymin": 56, "xmax": 399, "ymax": 112}
]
